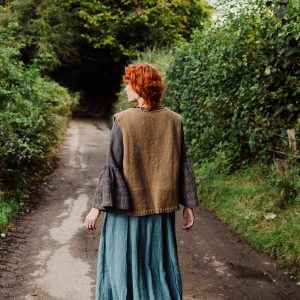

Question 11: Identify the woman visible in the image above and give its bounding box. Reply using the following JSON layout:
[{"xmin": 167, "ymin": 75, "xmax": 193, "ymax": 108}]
[{"xmin": 84, "ymin": 62, "xmax": 199, "ymax": 300}]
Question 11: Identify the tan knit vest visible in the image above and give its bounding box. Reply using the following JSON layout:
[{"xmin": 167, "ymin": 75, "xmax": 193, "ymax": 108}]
[{"xmin": 113, "ymin": 107, "xmax": 182, "ymax": 216}]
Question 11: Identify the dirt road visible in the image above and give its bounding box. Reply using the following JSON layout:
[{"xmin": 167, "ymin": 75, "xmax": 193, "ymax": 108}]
[{"xmin": 0, "ymin": 117, "xmax": 299, "ymax": 300}]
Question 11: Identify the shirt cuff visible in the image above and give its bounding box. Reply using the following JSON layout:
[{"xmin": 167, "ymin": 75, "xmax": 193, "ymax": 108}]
[{"xmin": 92, "ymin": 164, "xmax": 132, "ymax": 211}]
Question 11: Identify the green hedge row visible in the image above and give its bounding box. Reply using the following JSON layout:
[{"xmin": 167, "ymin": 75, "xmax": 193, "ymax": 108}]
[
  {"xmin": 164, "ymin": 0, "xmax": 300, "ymax": 171},
  {"xmin": 0, "ymin": 23, "xmax": 79, "ymax": 207}
]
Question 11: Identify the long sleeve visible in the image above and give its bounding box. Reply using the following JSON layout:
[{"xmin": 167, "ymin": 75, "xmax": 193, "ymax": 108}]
[
  {"xmin": 92, "ymin": 119, "xmax": 132, "ymax": 211},
  {"xmin": 179, "ymin": 123, "xmax": 199, "ymax": 208}
]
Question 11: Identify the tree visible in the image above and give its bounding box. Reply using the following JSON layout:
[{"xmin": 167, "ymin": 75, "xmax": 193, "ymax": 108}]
[{"xmin": 69, "ymin": 0, "xmax": 212, "ymax": 59}]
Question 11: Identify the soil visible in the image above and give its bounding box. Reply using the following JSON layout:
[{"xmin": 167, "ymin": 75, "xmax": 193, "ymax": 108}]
[{"xmin": 0, "ymin": 116, "xmax": 299, "ymax": 300}]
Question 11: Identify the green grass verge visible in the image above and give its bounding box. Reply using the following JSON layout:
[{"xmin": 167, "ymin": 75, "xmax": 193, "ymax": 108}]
[
  {"xmin": 194, "ymin": 162, "xmax": 300, "ymax": 280},
  {"xmin": 0, "ymin": 193, "xmax": 24, "ymax": 231}
]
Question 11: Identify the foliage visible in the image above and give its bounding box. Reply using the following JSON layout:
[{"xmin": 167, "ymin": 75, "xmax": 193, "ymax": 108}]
[
  {"xmin": 69, "ymin": 0, "xmax": 212, "ymax": 59},
  {"xmin": 0, "ymin": 0, "xmax": 82, "ymax": 70},
  {"xmin": 0, "ymin": 23, "xmax": 79, "ymax": 203},
  {"xmin": 266, "ymin": 161, "xmax": 300, "ymax": 208},
  {"xmin": 0, "ymin": 0, "xmax": 211, "ymax": 113},
  {"xmin": 164, "ymin": 0, "xmax": 300, "ymax": 170}
]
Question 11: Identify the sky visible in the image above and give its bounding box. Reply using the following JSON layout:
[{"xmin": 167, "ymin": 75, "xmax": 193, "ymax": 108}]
[
  {"xmin": 207, "ymin": 0, "xmax": 220, "ymax": 20},
  {"xmin": 207, "ymin": 0, "xmax": 219, "ymax": 4}
]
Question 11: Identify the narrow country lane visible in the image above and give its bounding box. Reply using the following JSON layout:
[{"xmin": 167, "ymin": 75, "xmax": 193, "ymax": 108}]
[{"xmin": 0, "ymin": 117, "xmax": 299, "ymax": 300}]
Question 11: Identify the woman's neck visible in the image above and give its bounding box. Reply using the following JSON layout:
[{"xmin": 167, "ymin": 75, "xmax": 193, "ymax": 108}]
[
  {"xmin": 137, "ymin": 98, "xmax": 150, "ymax": 109},
  {"xmin": 136, "ymin": 98, "xmax": 162, "ymax": 110}
]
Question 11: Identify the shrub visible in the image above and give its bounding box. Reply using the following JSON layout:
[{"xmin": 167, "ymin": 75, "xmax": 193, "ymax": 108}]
[
  {"xmin": 164, "ymin": 0, "xmax": 300, "ymax": 170},
  {"xmin": 0, "ymin": 22, "xmax": 79, "ymax": 201}
]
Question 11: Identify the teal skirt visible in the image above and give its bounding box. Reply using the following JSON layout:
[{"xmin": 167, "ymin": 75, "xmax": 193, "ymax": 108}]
[{"xmin": 95, "ymin": 211, "xmax": 183, "ymax": 300}]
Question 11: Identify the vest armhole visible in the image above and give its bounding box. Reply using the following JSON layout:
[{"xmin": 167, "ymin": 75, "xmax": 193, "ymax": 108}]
[
  {"xmin": 112, "ymin": 114, "xmax": 123, "ymax": 133},
  {"xmin": 178, "ymin": 115, "xmax": 183, "ymax": 130},
  {"xmin": 113, "ymin": 113, "xmax": 118, "ymax": 123}
]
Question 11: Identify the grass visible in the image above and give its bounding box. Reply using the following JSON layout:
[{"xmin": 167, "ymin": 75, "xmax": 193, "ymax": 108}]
[
  {"xmin": 195, "ymin": 162, "xmax": 300, "ymax": 280},
  {"xmin": 0, "ymin": 194, "xmax": 23, "ymax": 230}
]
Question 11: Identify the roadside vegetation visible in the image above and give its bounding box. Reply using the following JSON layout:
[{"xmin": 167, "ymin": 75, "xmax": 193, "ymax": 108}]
[{"xmin": 0, "ymin": 23, "xmax": 79, "ymax": 231}]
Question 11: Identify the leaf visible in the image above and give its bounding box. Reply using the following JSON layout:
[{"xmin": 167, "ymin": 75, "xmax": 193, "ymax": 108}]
[
  {"xmin": 264, "ymin": 66, "xmax": 271, "ymax": 75},
  {"xmin": 263, "ymin": 213, "xmax": 277, "ymax": 220},
  {"xmin": 286, "ymin": 47, "xmax": 300, "ymax": 57}
]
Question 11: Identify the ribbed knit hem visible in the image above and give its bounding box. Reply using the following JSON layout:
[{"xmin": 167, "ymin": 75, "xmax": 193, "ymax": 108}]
[{"xmin": 110, "ymin": 205, "xmax": 180, "ymax": 216}]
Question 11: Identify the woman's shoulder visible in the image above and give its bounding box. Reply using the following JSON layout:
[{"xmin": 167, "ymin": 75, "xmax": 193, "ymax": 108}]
[
  {"xmin": 113, "ymin": 108, "xmax": 134, "ymax": 119},
  {"xmin": 165, "ymin": 107, "xmax": 181, "ymax": 118},
  {"xmin": 163, "ymin": 107, "xmax": 182, "ymax": 123},
  {"xmin": 113, "ymin": 107, "xmax": 182, "ymax": 122}
]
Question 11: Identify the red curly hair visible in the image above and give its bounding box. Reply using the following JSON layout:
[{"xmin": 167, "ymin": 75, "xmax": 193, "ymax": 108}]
[{"xmin": 122, "ymin": 62, "xmax": 165, "ymax": 109}]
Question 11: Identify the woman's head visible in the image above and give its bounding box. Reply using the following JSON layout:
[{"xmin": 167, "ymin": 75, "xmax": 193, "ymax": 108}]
[{"xmin": 122, "ymin": 62, "xmax": 165, "ymax": 109}]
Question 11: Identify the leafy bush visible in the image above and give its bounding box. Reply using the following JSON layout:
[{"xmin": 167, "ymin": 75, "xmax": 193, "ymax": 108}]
[
  {"xmin": 0, "ymin": 0, "xmax": 82, "ymax": 70},
  {"xmin": 0, "ymin": 23, "xmax": 79, "ymax": 201},
  {"xmin": 164, "ymin": 0, "xmax": 300, "ymax": 170},
  {"xmin": 266, "ymin": 161, "xmax": 300, "ymax": 208},
  {"xmin": 71, "ymin": 0, "xmax": 212, "ymax": 57}
]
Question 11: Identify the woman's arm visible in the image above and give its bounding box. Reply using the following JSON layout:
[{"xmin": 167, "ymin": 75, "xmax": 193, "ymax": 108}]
[
  {"xmin": 84, "ymin": 119, "xmax": 130, "ymax": 231},
  {"xmin": 179, "ymin": 122, "xmax": 199, "ymax": 231},
  {"xmin": 91, "ymin": 119, "xmax": 131, "ymax": 211},
  {"xmin": 179, "ymin": 122, "xmax": 199, "ymax": 209}
]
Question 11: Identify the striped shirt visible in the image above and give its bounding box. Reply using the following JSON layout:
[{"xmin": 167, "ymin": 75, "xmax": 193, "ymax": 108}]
[{"xmin": 92, "ymin": 119, "xmax": 199, "ymax": 213}]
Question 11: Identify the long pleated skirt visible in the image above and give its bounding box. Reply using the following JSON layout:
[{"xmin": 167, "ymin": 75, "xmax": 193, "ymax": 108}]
[{"xmin": 95, "ymin": 211, "xmax": 183, "ymax": 300}]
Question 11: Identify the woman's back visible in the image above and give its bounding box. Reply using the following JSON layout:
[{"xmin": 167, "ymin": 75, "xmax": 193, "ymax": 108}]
[{"xmin": 114, "ymin": 107, "xmax": 182, "ymax": 216}]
